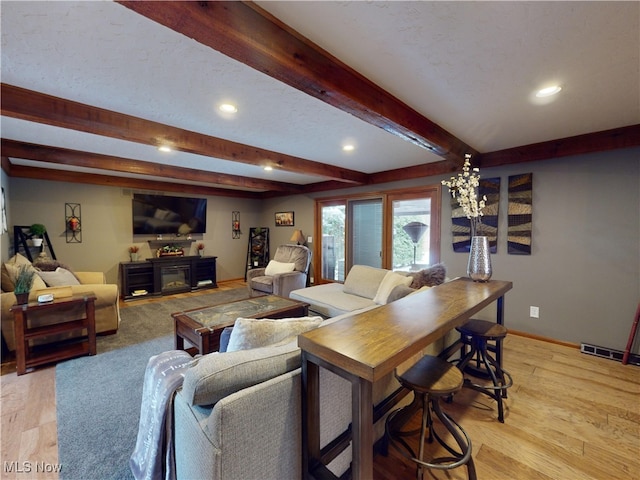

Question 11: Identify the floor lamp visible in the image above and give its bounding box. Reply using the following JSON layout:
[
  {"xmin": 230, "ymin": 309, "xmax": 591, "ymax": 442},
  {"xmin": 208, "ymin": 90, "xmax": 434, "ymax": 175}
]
[{"xmin": 402, "ymin": 222, "xmax": 428, "ymax": 266}]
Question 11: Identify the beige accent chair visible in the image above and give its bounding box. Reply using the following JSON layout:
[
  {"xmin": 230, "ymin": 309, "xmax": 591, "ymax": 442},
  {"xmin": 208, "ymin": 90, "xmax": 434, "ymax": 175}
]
[{"xmin": 247, "ymin": 244, "xmax": 311, "ymax": 298}]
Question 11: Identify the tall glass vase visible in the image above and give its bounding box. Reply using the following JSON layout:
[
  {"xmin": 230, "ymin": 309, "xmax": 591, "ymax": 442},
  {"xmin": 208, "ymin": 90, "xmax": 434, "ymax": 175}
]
[{"xmin": 467, "ymin": 236, "xmax": 492, "ymax": 282}]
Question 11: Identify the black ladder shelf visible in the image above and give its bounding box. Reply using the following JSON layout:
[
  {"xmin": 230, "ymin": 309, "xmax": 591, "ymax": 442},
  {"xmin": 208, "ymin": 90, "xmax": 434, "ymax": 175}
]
[
  {"xmin": 244, "ymin": 227, "xmax": 269, "ymax": 281},
  {"xmin": 13, "ymin": 225, "xmax": 57, "ymax": 262}
]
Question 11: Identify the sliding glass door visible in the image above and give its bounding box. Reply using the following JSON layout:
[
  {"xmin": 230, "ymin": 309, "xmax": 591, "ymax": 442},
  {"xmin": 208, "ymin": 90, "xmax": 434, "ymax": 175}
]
[
  {"xmin": 390, "ymin": 195, "xmax": 435, "ymax": 270},
  {"xmin": 315, "ymin": 185, "xmax": 440, "ymax": 284},
  {"xmin": 319, "ymin": 202, "xmax": 346, "ymax": 282},
  {"xmin": 349, "ymin": 198, "xmax": 383, "ymax": 269}
]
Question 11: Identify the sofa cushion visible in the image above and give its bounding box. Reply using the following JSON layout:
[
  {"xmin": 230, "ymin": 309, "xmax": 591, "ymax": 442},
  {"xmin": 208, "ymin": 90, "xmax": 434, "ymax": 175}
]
[
  {"xmin": 249, "ymin": 275, "xmax": 273, "ymax": 293},
  {"xmin": 386, "ymin": 284, "xmax": 417, "ymax": 303},
  {"xmin": 37, "ymin": 267, "xmax": 81, "ymax": 287},
  {"xmin": 226, "ymin": 316, "xmax": 323, "ymax": 352},
  {"xmin": 373, "ymin": 271, "xmax": 413, "ymax": 305},
  {"xmin": 290, "ymin": 283, "xmax": 377, "ymax": 317},
  {"xmin": 264, "ymin": 260, "xmax": 296, "ymax": 276},
  {"xmin": 343, "ymin": 265, "xmax": 389, "ymax": 300},
  {"xmin": 182, "ymin": 342, "xmax": 302, "ymax": 406}
]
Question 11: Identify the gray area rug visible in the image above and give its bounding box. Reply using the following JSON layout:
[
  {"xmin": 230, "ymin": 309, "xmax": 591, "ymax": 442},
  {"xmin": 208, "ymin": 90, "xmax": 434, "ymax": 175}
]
[{"xmin": 56, "ymin": 288, "xmax": 249, "ymax": 480}]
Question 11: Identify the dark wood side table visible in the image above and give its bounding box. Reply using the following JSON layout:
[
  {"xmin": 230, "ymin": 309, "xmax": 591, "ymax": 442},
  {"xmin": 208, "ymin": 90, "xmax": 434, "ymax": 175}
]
[
  {"xmin": 173, "ymin": 295, "xmax": 309, "ymax": 355},
  {"xmin": 10, "ymin": 293, "xmax": 97, "ymax": 375}
]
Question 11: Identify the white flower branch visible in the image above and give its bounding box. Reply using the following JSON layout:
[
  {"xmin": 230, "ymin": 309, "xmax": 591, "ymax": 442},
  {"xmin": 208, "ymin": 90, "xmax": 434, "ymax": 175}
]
[{"xmin": 442, "ymin": 153, "xmax": 487, "ymax": 237}]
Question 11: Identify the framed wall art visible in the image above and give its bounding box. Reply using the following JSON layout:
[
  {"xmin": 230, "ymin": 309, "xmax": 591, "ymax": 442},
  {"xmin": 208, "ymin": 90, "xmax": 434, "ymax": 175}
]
[
  {"xmin": 275, "ymin": 211, "xmax": 294, "ymax": 226},
  {"xmin": 508, "ymin": 173, "xmax": 533, "ymax": 255}
]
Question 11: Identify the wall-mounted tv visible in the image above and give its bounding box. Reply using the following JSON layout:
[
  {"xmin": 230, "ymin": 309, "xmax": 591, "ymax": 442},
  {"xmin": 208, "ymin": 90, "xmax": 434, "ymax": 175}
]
[{"xmin": 132, "ymin": 194, "xmax": 207, "ymax": 235}]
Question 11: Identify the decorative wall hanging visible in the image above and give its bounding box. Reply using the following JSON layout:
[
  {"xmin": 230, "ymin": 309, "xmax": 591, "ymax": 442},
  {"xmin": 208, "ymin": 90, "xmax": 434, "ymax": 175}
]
[
  {"xmin": 275, "ymin": 211, "xmax": 294, "ymax": 226},
  {"xmin": 508, "ymin": 173, "xmax": 533, "ymax": 255},
  {"xmin": 65, "ymin": 203, "xmax": 82, "ymax": 243},
  {"xmin": 451, "ymin": 177, "xmax": 500, "ymax": 253},
  {"xmin": 232, "ymin": 211, "xmax": 241, "ymax": 239}
]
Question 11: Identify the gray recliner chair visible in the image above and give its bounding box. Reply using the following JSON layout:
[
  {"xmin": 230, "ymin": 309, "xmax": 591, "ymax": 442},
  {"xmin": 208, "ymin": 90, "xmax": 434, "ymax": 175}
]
[{"xmin": 247, "ymin": 244, "xmax": 311, "ymax": 298}]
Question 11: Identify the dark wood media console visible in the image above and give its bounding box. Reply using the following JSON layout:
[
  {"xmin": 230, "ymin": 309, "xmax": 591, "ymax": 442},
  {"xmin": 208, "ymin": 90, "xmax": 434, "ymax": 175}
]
[{"xmin": 120, "ymin": 255, "xmax": 217, "ymax": 300}]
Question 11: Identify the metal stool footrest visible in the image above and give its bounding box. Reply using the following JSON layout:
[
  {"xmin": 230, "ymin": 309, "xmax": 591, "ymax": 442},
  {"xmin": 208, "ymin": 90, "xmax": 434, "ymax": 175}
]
[
  {"xmin": 455, "ymin": 324, "xmax": 513, "ymax": 423},
  {"xmin": 385, "ymin": 393, "xmax": 476, "ymax": 479}
]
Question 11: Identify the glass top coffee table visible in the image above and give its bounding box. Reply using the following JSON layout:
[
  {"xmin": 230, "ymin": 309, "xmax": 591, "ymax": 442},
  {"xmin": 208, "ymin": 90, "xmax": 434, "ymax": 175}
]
[{"xmin": 172, "ymin": 295, "xmax": 309, "ymax": 355}]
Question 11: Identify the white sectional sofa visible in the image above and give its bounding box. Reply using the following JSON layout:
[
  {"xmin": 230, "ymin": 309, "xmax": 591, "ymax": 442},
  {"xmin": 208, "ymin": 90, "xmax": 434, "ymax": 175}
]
[{"xmin": 290, "ymin": 264, "xmax": 446, "ymax": 317}]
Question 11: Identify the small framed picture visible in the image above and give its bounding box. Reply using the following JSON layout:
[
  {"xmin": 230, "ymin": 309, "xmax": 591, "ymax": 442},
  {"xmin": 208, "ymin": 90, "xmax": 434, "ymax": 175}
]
[{"xmin": 275, "ymin": 211, "xmax": 294, "ymax": 226}]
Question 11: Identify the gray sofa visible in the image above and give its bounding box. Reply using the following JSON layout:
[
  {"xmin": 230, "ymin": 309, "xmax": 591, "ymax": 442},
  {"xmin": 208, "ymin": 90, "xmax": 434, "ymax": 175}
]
[
  {"xmin": 171, "ymin": 307, "xmax": 445, "ymax": 480},
  {"xmin": 165, "ymin": 264, "xmax": 447, "ymax": 479}
]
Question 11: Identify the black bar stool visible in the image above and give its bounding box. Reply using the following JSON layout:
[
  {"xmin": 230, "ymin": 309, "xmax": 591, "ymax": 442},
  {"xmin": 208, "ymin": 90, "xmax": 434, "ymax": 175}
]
[
  {"xmin": 385, "ymin": 355, "xmax": 477, "ymax": 480},
  {"xmin": 453, "ymin": 319, "xmax": 513, "ymax": 423}
]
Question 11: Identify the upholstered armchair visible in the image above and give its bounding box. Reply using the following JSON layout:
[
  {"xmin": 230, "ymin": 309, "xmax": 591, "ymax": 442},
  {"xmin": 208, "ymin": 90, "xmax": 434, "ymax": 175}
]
[{"xmin": 247, "ymin": 244, "xmax": 311, "ymax": 298}]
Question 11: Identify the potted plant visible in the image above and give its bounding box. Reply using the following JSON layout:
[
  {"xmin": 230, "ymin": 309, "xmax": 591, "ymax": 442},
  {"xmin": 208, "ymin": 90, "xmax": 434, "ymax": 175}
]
[
  {"xmin": 29, "ymin": 223, "xmax": 47, "ymax": 247},
  {"xmin": 14, "ymin": 265, "xmax": 35, "ymax": 304},
  {"xmin": 196, "ymin": 243, "xmax": 205, "ymax": 257},
  {"xmin": 129, "ymin": 245, "xmax": 140, "ymax": 262}
]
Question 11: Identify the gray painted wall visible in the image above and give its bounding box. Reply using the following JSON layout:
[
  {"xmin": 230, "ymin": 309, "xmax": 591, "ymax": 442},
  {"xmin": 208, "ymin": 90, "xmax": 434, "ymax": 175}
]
[
  {"xmin": 297, "ymin": 147, "xmax": 640, "ymax": 352},
  {"xmin": 2, "ymin": 147, "xmax": 638, "ymax": 353},
  {"xmin": 2, "ymin": 183, "xmax": 262, "ymax": 283}
]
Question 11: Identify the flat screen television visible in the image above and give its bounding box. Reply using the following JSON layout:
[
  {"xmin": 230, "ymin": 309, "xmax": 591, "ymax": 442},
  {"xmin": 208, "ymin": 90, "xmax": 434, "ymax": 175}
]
[{"xmin": 132, "ymin": 194, "xmax": 207, "ymax": 235}]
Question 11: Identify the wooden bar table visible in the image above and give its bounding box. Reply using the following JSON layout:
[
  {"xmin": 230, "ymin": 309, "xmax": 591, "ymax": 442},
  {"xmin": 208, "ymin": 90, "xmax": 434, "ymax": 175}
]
[{"xmin": 299, "ymin": 277, "xmax": 512, "ymax": 480}]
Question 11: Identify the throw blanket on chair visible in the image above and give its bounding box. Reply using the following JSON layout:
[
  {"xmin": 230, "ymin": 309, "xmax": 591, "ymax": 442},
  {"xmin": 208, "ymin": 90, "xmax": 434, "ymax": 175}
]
[{"xmin": 130, "ymin": 350, "xmax": 195, "ymax": 480}]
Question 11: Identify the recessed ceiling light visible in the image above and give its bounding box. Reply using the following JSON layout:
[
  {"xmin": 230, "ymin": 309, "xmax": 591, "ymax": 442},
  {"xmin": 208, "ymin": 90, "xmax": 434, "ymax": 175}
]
[
  {"xmin": 158, "ymin": 145, "xmax": 172, "ymax": 152},
  {"xmin": 342, "ymin": 144, "xmax": 355, "ymax": 152},
  {"xmin": 263, "ymin": 166, "xmax": 273, "ymax": 171},
  {"xmin": 535, "ymin": 85, "xmax": 562, "ymax": 98},
  {"xmin": 219, "ymin": 103, "xmax": 238, "ymax": 113}
]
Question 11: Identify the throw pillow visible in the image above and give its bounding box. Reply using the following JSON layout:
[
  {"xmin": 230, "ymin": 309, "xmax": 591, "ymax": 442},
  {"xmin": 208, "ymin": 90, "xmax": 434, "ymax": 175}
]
[
  {"xmin": 343, "ymin": 265, "xmax": 389, "ymax": 299},
  {"xmin": 36, "ymin": 267, "xmax": 81, "ymax": 287},
  {"xmin": 264, "ymin": 260, "xmax": 296, "ymax": 276},
  {"xmin": 408, "ymin": 263, "xmax": 447, "ymax": 289},
  {"xmin": 32, "ymin": 258, "xmax": 81, "ymax": 282},
  {"xmin": 1, "ymin": 264, "xmax": 14, "ymax": 292},
  {"xmin": 2, "ymin": 253, "xmax": 34, "ymax": 291},
  {"xmin": 4, "ymin": 262, "xmax": 48, "ymax": 291},
  {"xmin": 8, "ymin": 253, "xmax": 32, "ymax": 267},
  {"xmin": 373, "ymin": 271, "xmax": 413, "ymax": 305},
  {"xmin": 226, "ymin": 316, "xmax": 323, "ymax": 352}
]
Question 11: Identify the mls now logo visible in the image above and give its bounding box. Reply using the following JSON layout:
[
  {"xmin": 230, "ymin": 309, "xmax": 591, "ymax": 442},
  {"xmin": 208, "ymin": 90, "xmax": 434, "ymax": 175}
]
[{"xmin": 4, "ymin": 461, "xmax": 62, "ymax": 473}]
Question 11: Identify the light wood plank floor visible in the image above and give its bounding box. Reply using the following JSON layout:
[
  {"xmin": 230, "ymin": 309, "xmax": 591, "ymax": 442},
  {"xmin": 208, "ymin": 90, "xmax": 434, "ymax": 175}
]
[{"xmin": 2, "ymin": 282, "xmax": 639, "ymax": 480}]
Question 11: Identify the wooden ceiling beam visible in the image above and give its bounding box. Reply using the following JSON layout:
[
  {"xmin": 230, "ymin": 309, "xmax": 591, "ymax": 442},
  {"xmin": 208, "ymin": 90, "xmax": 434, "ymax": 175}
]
[
  {"xmin": 0, "ymin": 84, "xmax": 367, "ymax": 185},
  {"xmin": 117, "ymin": 1, "xmax": 477, "ymax": 163},
  {"xmin": 478, "ymin": 125, "xmax": 640, "ymax": 168},
  {"xmin": 369, "ymin": 160, "xmax": 459, "ymax": 185},
  {"xmin": 6, "ymin": 163, "xmax": 264, "ymax": 199},
  {"xmin": 1, "ymin": 139, "xmax": 305, "ymax": 193}
]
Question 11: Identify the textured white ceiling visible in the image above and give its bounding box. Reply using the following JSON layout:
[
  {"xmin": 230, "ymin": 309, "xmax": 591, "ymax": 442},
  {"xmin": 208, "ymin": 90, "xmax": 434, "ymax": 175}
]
[
  {"xmin": 258, "ymin": 1, "xmax": 640, "ymax": 151},
  {"xmin": 1, "ymin": 1, "xmax": 638, "ymax": 190}
]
